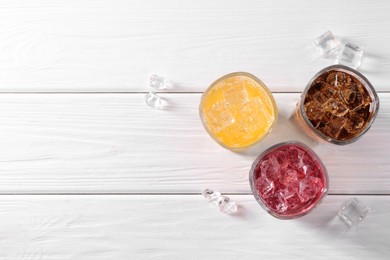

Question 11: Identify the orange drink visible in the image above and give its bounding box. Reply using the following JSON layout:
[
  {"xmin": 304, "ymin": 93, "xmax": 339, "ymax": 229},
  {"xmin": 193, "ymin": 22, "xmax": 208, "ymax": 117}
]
[{"xmin": 199, "ymin": 72, "xmax": 277, "ymax": 150}]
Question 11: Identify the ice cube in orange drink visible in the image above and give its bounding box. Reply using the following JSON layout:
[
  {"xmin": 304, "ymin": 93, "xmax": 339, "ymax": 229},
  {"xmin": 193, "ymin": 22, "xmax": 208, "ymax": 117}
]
[{"xmin": 200, "ymin": 72, "xmax": 277, "ymax": 150}]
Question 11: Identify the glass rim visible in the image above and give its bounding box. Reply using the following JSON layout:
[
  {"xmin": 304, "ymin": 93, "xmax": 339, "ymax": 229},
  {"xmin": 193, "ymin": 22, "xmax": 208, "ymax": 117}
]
[
  {"xmin": 299, "ymin": 64, "xmax": 380, "ymax": 145},
  {"xmin": 249, "ymin": 141, "xmax": 329, "ymax": 220},
  {"xmin": 199, "ymin": 71, "xmax": 278, "ymax": 150}
]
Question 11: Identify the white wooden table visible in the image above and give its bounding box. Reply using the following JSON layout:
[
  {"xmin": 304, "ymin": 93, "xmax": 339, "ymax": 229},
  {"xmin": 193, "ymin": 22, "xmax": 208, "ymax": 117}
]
[{"xmin": 0, "ymin": 1, "xmax": 389, "ymax": 259}]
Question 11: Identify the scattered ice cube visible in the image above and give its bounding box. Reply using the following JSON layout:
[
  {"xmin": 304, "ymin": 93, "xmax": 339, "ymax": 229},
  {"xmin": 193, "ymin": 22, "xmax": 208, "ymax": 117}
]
[
  {"xmin": 336, "ymin": 43, "xmax": 364, "ymax": 69},
  {"xmin": 313, "ymin": 30, "xmax": 340, "ymax": 56},
  {"xmin": 203, "ymin": 189, "xmax": 238, "ymax": 215},
  {"xmin": 145, "ymin": 92, "xmax": 163, "ymax": 109},
  {"xmin": 218, "ymin": 196, "xmax": 238, "ymax": 215},
  {"xmin": 338, "ymin": 198, "xmax": 370, "ymax": 227},
  {"xmin": 202, "ymin": 188, "xmax": 222, "ymax": 204},
  {"xmin": 150, "ymin": 74, "xmax": 168, "ymax": 89}
]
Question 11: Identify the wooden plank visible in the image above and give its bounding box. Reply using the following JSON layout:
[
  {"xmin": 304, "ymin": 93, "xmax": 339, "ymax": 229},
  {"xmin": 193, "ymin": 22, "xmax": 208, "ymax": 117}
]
[
  {"xmin": 0, "ymin": 93, "xmax": 388, "ymax": 194},
  {"xmin": 0, "ymin": 195, "xmax": 388, "ymax": 259},
  {"xmin": 0, "ymin": 0, "xmax": 389, "ymax": 92}
]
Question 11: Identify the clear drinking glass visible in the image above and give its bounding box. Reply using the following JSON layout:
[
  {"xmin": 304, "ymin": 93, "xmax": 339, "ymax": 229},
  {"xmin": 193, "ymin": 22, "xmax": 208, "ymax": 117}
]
[
  {"xmin": 296, "ymin": 65, "xmax": 379, "ymax": 145},
  {"xmin": 199, "ymin": 72, "xmax": 278, "ymax": 150},
  {"xmin": 249, "ymin": 141, "xmax": 328, "ymax": 219}
]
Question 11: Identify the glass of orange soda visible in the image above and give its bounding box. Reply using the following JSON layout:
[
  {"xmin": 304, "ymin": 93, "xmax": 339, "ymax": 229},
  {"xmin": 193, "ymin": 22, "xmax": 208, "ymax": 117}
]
[{"xmin": 199, "ymin": 72, "xmax": 278, "ymax": 150}]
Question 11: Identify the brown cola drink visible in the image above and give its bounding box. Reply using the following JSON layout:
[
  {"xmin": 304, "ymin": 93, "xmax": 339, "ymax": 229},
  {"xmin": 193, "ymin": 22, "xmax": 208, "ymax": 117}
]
[{"xmin": 296, "ymin": 65, "xmax": 379, "ymax": 145}]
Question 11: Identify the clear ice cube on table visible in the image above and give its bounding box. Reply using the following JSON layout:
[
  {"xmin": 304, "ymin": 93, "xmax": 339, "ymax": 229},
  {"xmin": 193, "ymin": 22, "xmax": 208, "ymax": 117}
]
[
  {"xmin": 203, "ymin": 189, "xmax": 238, "ymax": 214},
  {"xmin": 202, "ymin": 188, "xmax": 222, "ymax": 204},
  {"xmin": 150, "ymin": 74, "xmax": 168, "ymax": 89},
  {"xmin": 145, "ymin": 92, "xmax": 163, "ymax": 109},
  {"xmin": 313, "ymin": 30, "xmax": 340, "ymax": 56},
  {"xmin": 338, "ymin": 198, "xmax": 371, "ymax": 227},
  {"xmin": 336, "ymin": 43, "xmax": 364, "ymax": 69},
  {"xmin": 218, "ymin": 196, "xmax": 238, "ymax": 214}
]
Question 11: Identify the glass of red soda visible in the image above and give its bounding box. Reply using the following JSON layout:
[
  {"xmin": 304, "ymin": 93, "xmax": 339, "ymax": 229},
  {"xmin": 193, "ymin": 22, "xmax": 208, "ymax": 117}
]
[{"xmin": 249, "ymin": 141, "xmax": 328, "ymax": 219}]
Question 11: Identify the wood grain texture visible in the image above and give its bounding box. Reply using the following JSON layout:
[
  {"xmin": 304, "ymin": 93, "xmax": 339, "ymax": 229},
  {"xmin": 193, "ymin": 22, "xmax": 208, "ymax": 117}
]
[
  {"xmin": 0, "ymin": 195, "xmax": 388, "ymax": 259},
  {"xmin": 0, "ymin": 1, "xmax": 389, "ymax": 258},
  {"xmin": 0, "ymin": 93, "xmax": 388, "ymax": 194},
  {"xmin": 0, "ymin": 0, "xmax": 389, "ymax": 92}
]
